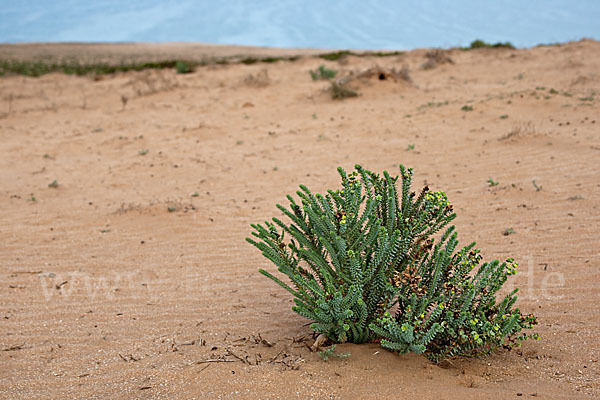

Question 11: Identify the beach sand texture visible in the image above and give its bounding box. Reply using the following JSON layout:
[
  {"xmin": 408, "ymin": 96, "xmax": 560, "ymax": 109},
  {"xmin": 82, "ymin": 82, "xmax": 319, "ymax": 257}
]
[{"xmin": 1, "ymin": 40, "xmax": 599, "ymax": 399}]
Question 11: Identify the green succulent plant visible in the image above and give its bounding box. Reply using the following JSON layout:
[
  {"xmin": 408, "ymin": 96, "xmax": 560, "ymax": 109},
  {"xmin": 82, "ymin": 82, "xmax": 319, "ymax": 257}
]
[{"xmin": 247, "ymin": 165, "xmax": 537, "ymax": 362}]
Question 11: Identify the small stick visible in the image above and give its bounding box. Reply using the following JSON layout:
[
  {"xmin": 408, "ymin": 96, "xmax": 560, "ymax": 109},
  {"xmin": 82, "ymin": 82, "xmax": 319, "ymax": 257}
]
[
  {"xmin": 226, "ymin": 347, "xmax": 250, "ymax": 364},
  {"xmin": 2, "ymin": 343, "xmax": 26, "ymax": 352},
  {"xmin": 195, "ymin": 359, "xmax": 234, "ymax": 365},
  {"xmin": 198, "ymin": 364, "xmax": 211, "ymax": 373},
  {"xmin": 268, "ymin": 348, "xmax": 285, "ymax": 363}
]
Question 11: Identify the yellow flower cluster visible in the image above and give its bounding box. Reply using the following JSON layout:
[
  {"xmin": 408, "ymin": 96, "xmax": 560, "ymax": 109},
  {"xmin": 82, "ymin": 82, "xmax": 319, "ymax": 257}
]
[
  {"xmin": 425, "ymin": 190, "xmax": 450, "ymax": 207},
  {"xmin": 506, "ymin": 259, "xmax": 518, "ymax": 275}
]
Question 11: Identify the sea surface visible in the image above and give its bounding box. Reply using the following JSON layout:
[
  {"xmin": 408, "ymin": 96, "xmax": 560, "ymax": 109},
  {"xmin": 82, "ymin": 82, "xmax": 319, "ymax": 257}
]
[{"xmin": 1, "ymin": 1, "xmax": 599, "ymax": 49}]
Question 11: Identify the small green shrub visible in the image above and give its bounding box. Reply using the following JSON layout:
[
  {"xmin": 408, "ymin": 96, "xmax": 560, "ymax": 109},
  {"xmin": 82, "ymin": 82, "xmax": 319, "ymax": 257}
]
[
  {"xmin": 175, "ymin": 61, "xmax": 192, "ymax": 74},
  {"xmin": 503, "ymin": 228, "xmax": 516, "ymax": 236},
  {"xmin": 319, "ymin": 344, "xmax": 351, "ymax": 361},
  {"xmin": 247, "ymin": 165, "xmax": 537, "ymax": 362},
  {"xmin": 310, "ymin": 65, "xmax": 337, "ymax": 81}
]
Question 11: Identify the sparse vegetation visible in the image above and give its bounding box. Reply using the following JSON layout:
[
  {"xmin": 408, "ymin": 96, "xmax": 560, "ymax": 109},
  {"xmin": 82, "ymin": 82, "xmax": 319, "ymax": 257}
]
[
  {"xmin": 48, "ymin": 180, "xmax": 59, "ymax": 188},
  {"xmin": 499, "ymin": 122, "xmax": 536, "ymax": 141},
  {"xmin": 3, "ymin": 38, "xmax": 596, "ymax": 396},
  {"xmin": 532, "ymin": 180, "xmax": 542, "ymax": 192},
  {"xmin": 503, "ymin": 228, "xmax": 516, "ymax": 236},
  {"xmin": 397, "ymin": 65, "xmax": 412, "ymax": 82},
  {"xmin": 487, "ymin": 177, "xmax": 499, "ymax": 187},
  {"xmin": 175, "ymin": 60, "xmax": 192, "ymax": 74},
  {"xmin": 461, "ymin": 105, "xmax": 474, "ymax": 111},
  {"xmin": 239, "ymin": 56, "xmax": 296, "ymax": 65},
  {"xmin": 243, "ymin": 69, "xmax": 270, "ymax": 88},
  {"xmin": 500, "ymin": 114, "xmax": 508, "ymax": 119},
  {"xmin": 0, "ymin": 54, "xmax": 304, "ymax": 77},
  {"xmin": 0, "ymin": 59, "xmax": 193, "ymax": 77},
  {"xmin": 419, "ymin": 101, "xmax": 448, "ymax": 110},
  {"xmin": 138, "ymin": 149, "xmax": 149, "ymax": 156},
  {"xmin": 0, "ymin": 48, "xmax": 425, "ymax": 78},
  {"xmin": 463, "ymin": 40, "xmax": 515, "ymax": 50},
  {"xmin": 318, "ymin": 50, "xmax": 404, "ymax": 62},
  {"xmin": 421, "ymin": 50, "xmax": 454, "ymax": 70},
  {"xmin": 318, "ymin": 51, "xmax": 353, "ymax": 61},
  {"xmin": 310, "ymin": 65, "xmax": 337, "ymax": 81},
  {"xmin": 370, "ymin": 51, "xmax": 405, "ymax": 57},
  {"xmin": 330, "ymin": 81, "xmax": 358, "ymax": 100}
]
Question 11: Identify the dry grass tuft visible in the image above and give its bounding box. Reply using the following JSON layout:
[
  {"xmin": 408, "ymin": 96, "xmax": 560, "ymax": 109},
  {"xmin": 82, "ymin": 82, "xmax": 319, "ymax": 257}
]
[
  {"xmin": 242, "ymin": 69, "xmax": 270, "ymax": 88},
  {"xmin": 499, "ymin": 121, "xmax": 536, "ymax": 141},
  {"xmin": 329, "ymin": 81, "xmax": 358, "ymax": 99},
  {"xmin": 421, "ymin": 50, "xmax": 455, "ymax": 70}
]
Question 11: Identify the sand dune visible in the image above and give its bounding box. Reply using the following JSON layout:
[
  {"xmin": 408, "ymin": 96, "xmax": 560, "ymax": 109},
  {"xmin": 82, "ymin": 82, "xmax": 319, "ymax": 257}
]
[{"xmin": 1, "ymin": 40, "xmax": 599, "ymax": 399}]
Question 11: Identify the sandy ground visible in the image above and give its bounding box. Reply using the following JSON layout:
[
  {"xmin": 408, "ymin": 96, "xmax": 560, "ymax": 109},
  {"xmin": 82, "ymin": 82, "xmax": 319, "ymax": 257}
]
[{"xmin": 1, "ymin": 40, "xmax": 599, "ymax": 399}]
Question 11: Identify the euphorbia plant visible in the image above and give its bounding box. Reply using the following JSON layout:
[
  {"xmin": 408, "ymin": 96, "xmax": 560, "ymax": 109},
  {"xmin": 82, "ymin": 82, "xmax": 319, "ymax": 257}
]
[{"xmin": 247, "ymin": 165, "xmax": 537, "ymax": 361}]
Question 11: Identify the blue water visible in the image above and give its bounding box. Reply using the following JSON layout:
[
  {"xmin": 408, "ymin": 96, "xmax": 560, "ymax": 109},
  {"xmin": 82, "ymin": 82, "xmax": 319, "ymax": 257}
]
[{"xmin": 1, "ymin": 1, "xmax": 599, "ymax": 49}]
